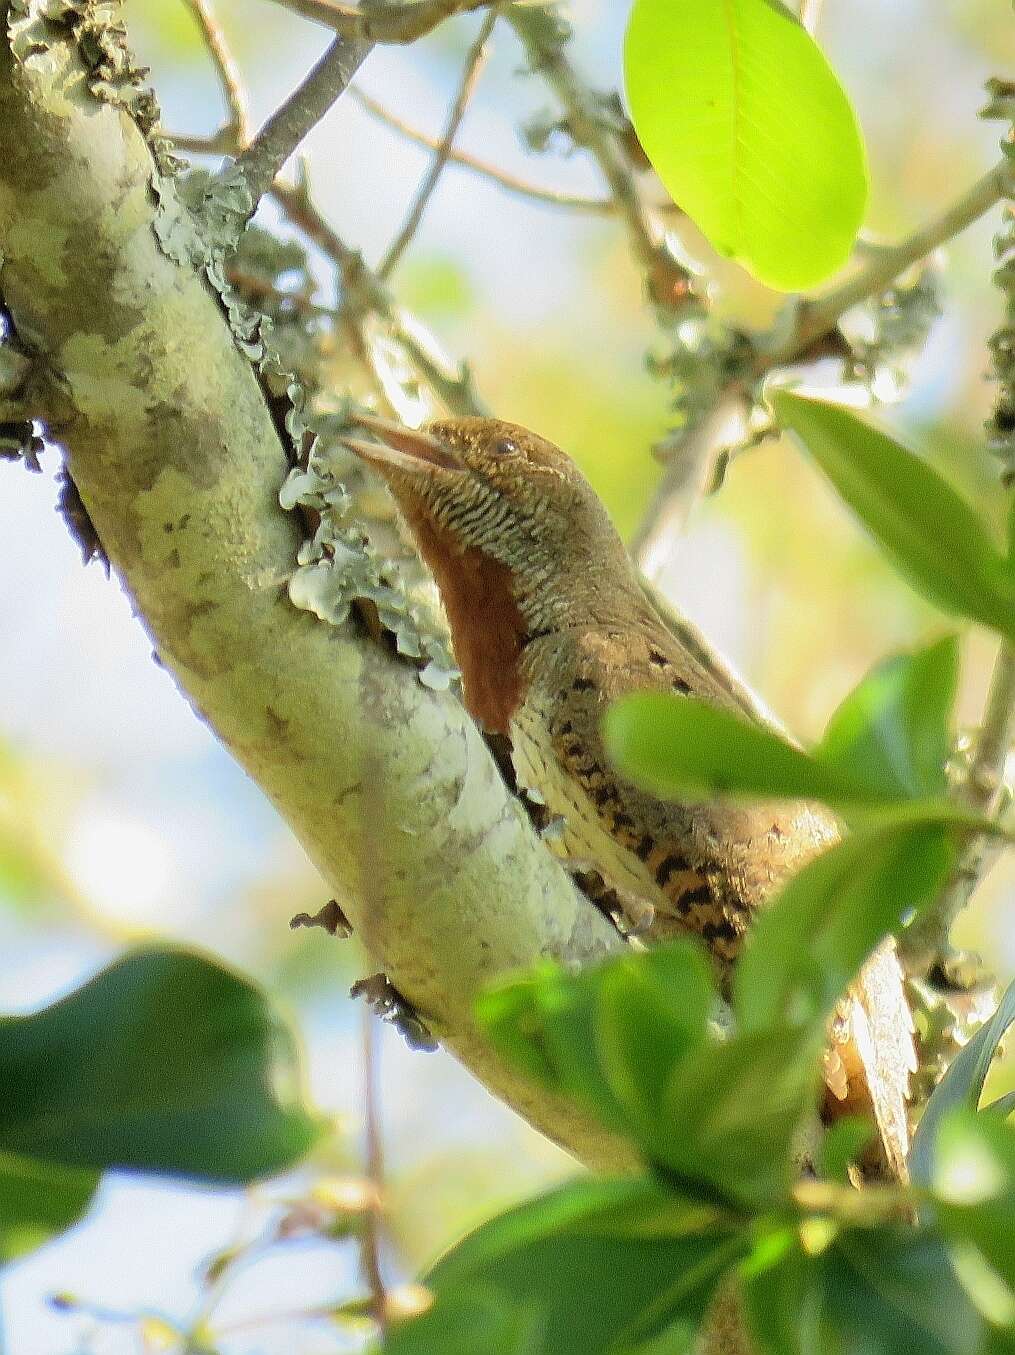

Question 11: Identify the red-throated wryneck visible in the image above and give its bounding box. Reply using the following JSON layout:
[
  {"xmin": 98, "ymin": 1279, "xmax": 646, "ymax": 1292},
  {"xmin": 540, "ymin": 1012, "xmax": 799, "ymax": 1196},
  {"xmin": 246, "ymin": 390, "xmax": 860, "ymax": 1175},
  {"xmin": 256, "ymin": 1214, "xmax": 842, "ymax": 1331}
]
[{"xmin": 342, "ymin": 413, "xmax": 916, "ymax": 1180}]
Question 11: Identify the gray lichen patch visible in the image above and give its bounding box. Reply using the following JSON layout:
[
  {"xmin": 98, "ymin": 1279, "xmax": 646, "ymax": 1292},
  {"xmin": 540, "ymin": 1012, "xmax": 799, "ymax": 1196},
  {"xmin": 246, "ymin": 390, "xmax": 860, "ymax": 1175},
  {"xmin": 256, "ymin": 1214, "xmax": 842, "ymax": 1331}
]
[{"xmin": 281, "ymin": 433, "xmax": 459, "ymax": 694}]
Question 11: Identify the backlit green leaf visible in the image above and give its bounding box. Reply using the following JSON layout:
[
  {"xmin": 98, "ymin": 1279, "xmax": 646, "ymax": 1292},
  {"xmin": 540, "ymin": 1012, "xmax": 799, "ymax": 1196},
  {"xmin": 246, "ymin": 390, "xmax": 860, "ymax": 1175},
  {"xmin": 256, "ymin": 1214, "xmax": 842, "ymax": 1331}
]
[
  {"xmin": 773, "ymin": 392, "xmax": 1015, "ymax": 641},
  {"xmin": 911, "ymin": 980, "xmax": 1015, "ymax": 1188},
  {"xmin": 735, "ymin": 825, "xmax": 956, "ymax": 1034},
  {"xmin": 624, "ymin": 0, "xmax": 868, "ymax": 290},
  {"xmin": 933, "ymin": 1110, "xmax": 1015, "ymax": 1298},
  {"xmin": 817, "ymin": 637, "xmax": 959, "ymax": 800},
  {"xmin": 603, "ymin": 693, "xmax": 865, "ymax": 804}
]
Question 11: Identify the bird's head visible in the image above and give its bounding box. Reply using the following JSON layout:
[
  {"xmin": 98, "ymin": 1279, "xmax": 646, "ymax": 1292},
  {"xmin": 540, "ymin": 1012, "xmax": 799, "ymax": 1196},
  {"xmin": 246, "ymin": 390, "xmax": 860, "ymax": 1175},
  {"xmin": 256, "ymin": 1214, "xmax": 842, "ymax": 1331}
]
[
  {"xmin": 340, "ymin": 414, "xmax": 640, "ymax": 733},
  {"xmin": 341, "ymin": 414, "xmax": 633, "ymax": 627}
]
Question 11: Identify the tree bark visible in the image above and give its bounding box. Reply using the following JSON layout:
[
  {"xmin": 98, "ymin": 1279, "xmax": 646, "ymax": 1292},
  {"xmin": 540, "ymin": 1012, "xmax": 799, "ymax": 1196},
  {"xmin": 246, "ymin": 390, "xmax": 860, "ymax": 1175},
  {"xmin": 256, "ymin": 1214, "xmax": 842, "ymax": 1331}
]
[{"xmin": 0, "ymin": 2, "xmax": 635, "ymax": 1172}]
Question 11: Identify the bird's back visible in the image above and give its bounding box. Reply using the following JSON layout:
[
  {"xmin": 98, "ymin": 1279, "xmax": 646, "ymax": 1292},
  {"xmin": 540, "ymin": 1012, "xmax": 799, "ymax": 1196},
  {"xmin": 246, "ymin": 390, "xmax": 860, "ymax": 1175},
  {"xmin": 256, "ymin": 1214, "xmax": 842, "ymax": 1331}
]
[{"xmin": 511, "ymin": 609, "xmax": 914, "ymax": 1180}]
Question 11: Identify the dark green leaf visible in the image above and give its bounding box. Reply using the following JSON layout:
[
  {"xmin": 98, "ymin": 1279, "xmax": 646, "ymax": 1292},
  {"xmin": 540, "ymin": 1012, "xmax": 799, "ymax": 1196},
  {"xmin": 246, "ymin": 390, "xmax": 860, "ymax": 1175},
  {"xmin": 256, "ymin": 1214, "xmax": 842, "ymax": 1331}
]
[
  {"xmin": 423, "ymin": 1175, "xmax": 742, "ymax": 1355},
  {"xmin": 477, "ymin": 945, "xmax": 717, "ymax": 1146},
  {"xmin": 772, "ymin": 393, "xmax": 1015, "ymax": 641},
  {"xmin": 480, "ymin": 947, "xmax": 819, "ymax": 1207},
  {"xmin": 911, "ymin": 979, "xmax": 1015, "ymax": 1188},
  {"xmin": 735, "ymin": 825, "xmax": 956, "ymax": 1034},
  {"xmin": 624, "ymin": 0, "xmax": 867, "ymax": 290},
  {"xmin": 595, "ymin": 944, "xmax": 715, "ymax": 1136},
  {"xmin": 0, "ymin": 947, "xmax": 326, "ymax": 1182},
  {"xmin": 817, "ymin": 637, "xmax": 959, "ymax": 800},
  {"xmin": 660, "ymin": 1026, "xmax": 822, "ymax": 1209},
  {"xmin": 383, "ymin": 1288, "xmax": 543, "ymax": 1355},
  {"xmin": 0, "ymin": 1151, "xmax": 98, "ymax": 1264},
  {"xmin": 743, "ymin": 1228, "xmax": 985, "ymax": 1355},
  {"xmin": 817, "ymin": 1117, "xmax": 877, "ymax": 1184}
]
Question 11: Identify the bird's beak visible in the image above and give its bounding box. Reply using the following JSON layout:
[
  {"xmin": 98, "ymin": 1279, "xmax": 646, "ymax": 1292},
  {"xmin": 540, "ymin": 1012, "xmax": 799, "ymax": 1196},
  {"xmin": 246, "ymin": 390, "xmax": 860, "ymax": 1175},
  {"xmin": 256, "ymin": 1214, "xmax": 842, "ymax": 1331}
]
[{"xmin": 340, "ymin": 413, "xmax": 458, "ymax": 475}]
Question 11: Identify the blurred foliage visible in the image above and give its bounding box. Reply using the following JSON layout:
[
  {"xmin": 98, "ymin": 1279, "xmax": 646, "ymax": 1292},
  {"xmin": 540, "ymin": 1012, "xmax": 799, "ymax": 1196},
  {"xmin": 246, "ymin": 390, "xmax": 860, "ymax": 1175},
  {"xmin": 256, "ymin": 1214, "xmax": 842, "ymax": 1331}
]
[{"xmin": 0, "ymin": 742, "xmax": 79, "ymax": 913}]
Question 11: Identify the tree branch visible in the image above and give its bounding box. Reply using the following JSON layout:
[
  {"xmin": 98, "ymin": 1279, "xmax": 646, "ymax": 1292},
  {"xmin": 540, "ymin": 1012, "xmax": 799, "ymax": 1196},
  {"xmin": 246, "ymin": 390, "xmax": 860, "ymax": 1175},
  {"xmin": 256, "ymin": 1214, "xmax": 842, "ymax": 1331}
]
[
  {"xmin": 231, "ymin": 33, "xmax": 371, "ymax": 209},
  {"xmin": 779, "ymin": 158, "xmax": 1014, "ymax": 361},
  {"xmin": 798, "ymin": 0, "xmax": 823, "ymax": 35},
  {"xmin": 377, "ymin": 6, "xmax": 497, "ymax": 279},
  {"xmin": 506, "ymin": 8, "xmax": 695, "ymax": 312},
  {"xmin": 266, "ymin": 0, "xmax": 495, "ymax": 42},
  {"xmin": 632, "ymin": 392, "xmax": 750, "ymax": 577},
  {"xmin": 635, "ymin": 158, "xmax": 1013, "ymax": 572},
  {"xmin": 349, "ymin": 85, "xmax": 622, "ymax": 215},
  {"xmin": 902, "ymin": 643, "xmax": 1015, "ymax": 968},
  {"xmin": 182, "ymin": 0, "xmax": 251, "ymax": 144},
  {"xmin": 0, "ymin": 8, "xmax": 631, "ymax": 1172}
]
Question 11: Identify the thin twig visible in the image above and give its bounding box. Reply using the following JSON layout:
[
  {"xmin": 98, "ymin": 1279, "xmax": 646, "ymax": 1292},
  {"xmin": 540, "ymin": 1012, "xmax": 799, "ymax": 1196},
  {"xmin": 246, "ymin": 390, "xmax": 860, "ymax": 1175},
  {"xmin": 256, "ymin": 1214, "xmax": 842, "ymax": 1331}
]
[
  {"xmin": 166, "ymin": 127, "xmax": 238, "ymax": 155},
  {"xmin": 506, "ymin": 9, "xmax": 693, "ymax": 311},
  {"xmin": 798, "ymin": 0, "xmax": 823, "ymax": 35},
  {"xmin": 377, "ymin": 9, "xmax": 498, "ymax": 279},
  {"xmin": 902, "ymin": 644, "xmax": 1015, "ymax": 969},
  {"xmin": 267, "ymin": 0, "xmax": 495, "ymax": 42},
  {"xmin": 231, "ymin": 34, "xmax": 371, "ymax": 210},
  {"xmin": 360, "ymin": 1003, "xmax": 389, "ymax": 1335},
  {"xmin": 635, "ymin": 159, "xmax": 1014, "ymax": 567},
  {"xmin": 779, "ymin": 159, "xmax": 1013, "ymax": 361},
  {"xmin": 632, "ymin": 391, "xmax": 749, "ymax": 576},
  {"xmin": 350, "ymin": 85, "xmax": 620, "ymax": 215},
  {"xmin": 181, "ymin": 0, "xmax": 251, "ymax": 143}
]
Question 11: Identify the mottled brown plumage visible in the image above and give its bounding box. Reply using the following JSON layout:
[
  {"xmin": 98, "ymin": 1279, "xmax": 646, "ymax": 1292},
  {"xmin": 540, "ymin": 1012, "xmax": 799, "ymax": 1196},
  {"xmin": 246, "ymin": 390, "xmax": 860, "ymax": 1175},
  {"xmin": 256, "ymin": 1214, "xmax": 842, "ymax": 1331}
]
[{"xmin": 342, "ymin": 413, "xmax": 915, "ymax": 1179}]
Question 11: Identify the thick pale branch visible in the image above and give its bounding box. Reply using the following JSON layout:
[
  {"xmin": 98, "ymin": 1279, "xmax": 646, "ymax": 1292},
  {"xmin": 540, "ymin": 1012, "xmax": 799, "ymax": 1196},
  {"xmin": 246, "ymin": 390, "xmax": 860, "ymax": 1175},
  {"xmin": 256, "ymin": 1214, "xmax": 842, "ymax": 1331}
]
[{"xmin": 0, "ymin": 11, "xmax": 631, "ymax": 1171}]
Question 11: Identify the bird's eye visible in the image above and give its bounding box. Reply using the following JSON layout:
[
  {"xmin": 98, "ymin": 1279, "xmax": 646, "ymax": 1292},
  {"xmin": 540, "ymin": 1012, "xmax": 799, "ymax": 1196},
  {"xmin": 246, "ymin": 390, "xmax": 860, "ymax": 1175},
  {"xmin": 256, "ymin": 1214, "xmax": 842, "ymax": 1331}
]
[{"xmin": 493, "ymin": 437, "xmax": 517, "ymax": 456}]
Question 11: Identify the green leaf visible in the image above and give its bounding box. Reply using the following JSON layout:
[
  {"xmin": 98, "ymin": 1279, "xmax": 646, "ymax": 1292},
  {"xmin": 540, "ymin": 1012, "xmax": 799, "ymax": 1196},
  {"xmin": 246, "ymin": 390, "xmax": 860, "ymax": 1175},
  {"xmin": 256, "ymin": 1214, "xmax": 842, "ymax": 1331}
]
[
  {"xmin": 418, "ymin": 1175, "xmax": 742, "ymax": 1355},
  {"xmin": 0, "ymin": 946, "xmax": 326, "ymax": 1183},
  {"xmin": 623, "ymin": 0, "xmax": 867, "ymax": 290},
  {"xmin": 660, "ymin": 1024, "xmax": 821, "ymax": 1209},
  {"xmin": 911, "ymin": 979, "xmax": 1015, "ymax": 1188},
  {"xmin": 817, "ymin": 637, "xmax": 959, "ymax": 800},
  {"xmin": 604, "ymin": 691, "xmax": 971, "ymax": 828},
  {"xmin": 0, "ymin": 1151, "xmax": 98, "ymax": 1264},
  {"xmin": 773, "ymin": 392, "xmax": 1015, "ymax": 641},
  {"xmin": 985, "ymin": 1092, "xmax": 1015, "ymax": 1119},
  {"xmin": 604, "ymin": 693, "xmax": 867, "ymax": 804},
  {"xmin": 477, "ymin": 944, "xmax": 717, "ymax": 1145},
  {"xmin": 594, "ymin": 945, "xmax": 715, "ymax": 1135},
  {"xmin": 743, "ymin": 1228, "xmax": 985, "ymax": 1355},
  {"xmin": 933, "ymin": 1109, "xmax": 1015, "ymax": 1300},
  {"xmin": 735, "ymin": 824, "xmax": 956, "ymax": 1034},
  {"xmin": 817, "ymin": 1116, "xmax": 878, "ymax": 1184},
  {"xmin": 383, "ymin": 1288, "xmax": 543, "ymax": 1355},
  {"xmin": 478, "ymin": 946, "xmax": 813, "ymax": 1207}
]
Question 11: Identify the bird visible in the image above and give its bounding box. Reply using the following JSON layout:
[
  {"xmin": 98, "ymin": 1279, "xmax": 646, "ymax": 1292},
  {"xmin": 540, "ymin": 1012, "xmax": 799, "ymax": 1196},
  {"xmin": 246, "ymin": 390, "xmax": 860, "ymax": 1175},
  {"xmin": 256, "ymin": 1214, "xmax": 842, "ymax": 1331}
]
[{"xmin": 340, "ymin": 411, "xmax": 916, "ymax": 1180}]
